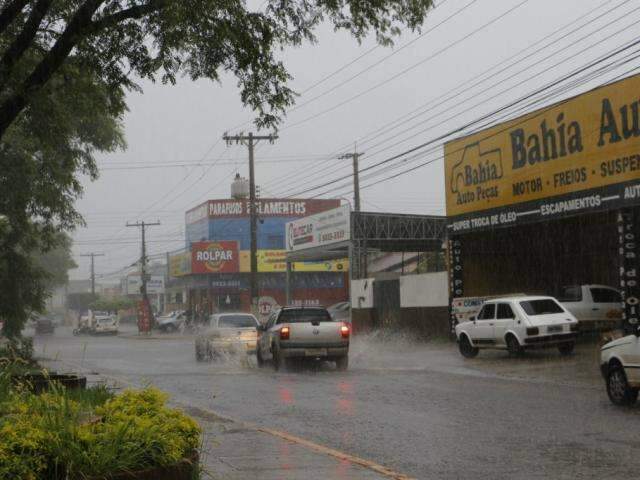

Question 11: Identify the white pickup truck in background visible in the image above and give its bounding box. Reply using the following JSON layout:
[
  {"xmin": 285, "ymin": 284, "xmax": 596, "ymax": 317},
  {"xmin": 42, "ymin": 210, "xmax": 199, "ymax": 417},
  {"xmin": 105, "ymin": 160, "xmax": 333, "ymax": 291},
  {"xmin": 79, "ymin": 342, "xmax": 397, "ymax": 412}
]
[
  {"xmin": 557, "ymin": 284, "xmax": 623, "ymax": 331},
  {"xmin": 256, "ymin": 306, "xmax": 350, "ymax": 371}
]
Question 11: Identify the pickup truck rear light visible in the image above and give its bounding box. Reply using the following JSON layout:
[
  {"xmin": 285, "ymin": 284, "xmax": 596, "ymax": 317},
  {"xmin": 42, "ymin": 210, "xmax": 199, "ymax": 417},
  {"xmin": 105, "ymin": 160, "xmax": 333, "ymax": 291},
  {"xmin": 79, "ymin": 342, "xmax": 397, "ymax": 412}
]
[
  {"xmin": 526, "ymin": 327, "xmax": 539, "ymax": 336},
  {"xmin": 280, "ymin": 326, "xmax": 290, "ymax": 340},
  {"xmin": 340, "ymin": 324, "xmax": 350, "ymax": 339}
]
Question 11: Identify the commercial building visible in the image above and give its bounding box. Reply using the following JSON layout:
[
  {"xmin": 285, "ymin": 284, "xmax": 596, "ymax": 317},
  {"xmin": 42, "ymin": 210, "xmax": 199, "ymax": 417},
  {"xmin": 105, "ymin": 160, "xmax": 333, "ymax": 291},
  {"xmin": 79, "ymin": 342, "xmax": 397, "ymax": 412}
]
[
  {"xmin": 445, "ymin": 74, "xmax": 640, "ymax": 333},
  {"xmin": 167, "ymin": 179, "xmax": 348, "ymax": 319}
]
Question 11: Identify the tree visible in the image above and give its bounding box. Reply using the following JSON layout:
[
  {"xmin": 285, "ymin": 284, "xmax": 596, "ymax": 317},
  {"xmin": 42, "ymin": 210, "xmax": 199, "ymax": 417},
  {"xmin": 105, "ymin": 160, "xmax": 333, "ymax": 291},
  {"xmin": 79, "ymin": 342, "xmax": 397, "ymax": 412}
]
[
  {"xmin": 0, "ymin": 58, "xmax": 125, "ymax": 337},
  {"xmin": 32, "ymin": 232, "xmax": 77, "ymax": 291},
  {"xmin": 0, "ymin": 0, "xmax": 435, "ymax": 139},
  {"xmin": 0, "ymin": 0, "xmax": 435, "ymax": 336}
]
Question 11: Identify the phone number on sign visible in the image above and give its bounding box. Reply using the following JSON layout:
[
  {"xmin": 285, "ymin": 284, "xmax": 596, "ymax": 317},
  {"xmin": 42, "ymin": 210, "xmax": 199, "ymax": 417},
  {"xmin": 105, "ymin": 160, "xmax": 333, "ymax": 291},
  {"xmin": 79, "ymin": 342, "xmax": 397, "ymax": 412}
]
[{"xmin": 320, "ymin": 230, "xmax": 346, "ymax": 242}]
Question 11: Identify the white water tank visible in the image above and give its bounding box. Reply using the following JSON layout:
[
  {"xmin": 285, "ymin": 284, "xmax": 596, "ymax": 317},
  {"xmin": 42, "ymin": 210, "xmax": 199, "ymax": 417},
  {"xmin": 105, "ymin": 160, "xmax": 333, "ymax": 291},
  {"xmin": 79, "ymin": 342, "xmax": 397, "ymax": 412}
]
[{"xmin": 231, "ymin": 174, "xmax": 250, "ymax": 199}]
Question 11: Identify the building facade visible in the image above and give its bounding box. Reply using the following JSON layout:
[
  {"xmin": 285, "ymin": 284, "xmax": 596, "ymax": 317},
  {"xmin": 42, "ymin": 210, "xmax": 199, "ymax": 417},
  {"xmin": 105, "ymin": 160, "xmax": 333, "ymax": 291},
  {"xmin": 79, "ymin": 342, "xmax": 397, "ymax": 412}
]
[{"xmin": 169, "ymin": 196, "xmax": 348, "ymax": 320}]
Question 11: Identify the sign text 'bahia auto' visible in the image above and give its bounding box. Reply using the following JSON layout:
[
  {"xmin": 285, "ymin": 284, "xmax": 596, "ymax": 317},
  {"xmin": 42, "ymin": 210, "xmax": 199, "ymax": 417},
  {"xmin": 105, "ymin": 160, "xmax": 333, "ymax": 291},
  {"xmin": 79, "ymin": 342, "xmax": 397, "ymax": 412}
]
[
  {"xmin": 445, "ymin": 74, "xmax": 640, "ymax": 233},
  {"xmin": 286, "ymin": 205, "xmax": 351, "ymax": 252},
  {"xmin": 191, "ymin": 241, "xmax": 239, "ymax": 274}
]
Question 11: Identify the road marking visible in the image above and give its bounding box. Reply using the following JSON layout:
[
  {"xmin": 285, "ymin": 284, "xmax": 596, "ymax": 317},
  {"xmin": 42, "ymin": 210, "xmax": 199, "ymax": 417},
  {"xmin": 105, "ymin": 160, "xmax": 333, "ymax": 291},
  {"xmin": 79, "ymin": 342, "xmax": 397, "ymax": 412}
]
[
  {"xmin": 256, "ymin": 426, "xmax": 416, "ymax": 480},
  {"xmin": 43, "ymin": 357, "xmax": 416, "ymax": 480}
]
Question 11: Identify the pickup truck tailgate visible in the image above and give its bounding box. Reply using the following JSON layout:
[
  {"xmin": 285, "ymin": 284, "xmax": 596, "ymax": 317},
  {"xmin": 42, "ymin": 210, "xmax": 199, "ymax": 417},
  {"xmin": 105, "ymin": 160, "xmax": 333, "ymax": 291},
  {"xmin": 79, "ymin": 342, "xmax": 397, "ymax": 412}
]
[{"xmin": 286, "ymin": 322, "xmax": 344, "ymax": 343}]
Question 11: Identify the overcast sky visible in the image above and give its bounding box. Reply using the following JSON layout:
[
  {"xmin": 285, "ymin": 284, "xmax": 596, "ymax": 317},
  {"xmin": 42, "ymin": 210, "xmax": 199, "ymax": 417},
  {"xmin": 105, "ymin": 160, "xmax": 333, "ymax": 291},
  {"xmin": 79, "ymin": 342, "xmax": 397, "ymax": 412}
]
[{"xmin": 71, "ymin": 0, "xmax": 638, "ymax": 281}]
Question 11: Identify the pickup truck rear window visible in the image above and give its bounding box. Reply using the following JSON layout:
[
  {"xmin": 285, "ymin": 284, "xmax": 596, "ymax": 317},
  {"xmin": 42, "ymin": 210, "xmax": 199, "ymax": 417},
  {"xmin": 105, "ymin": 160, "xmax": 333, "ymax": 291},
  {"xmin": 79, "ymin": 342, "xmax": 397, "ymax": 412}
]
[
  {"xmin": 278, "ymin": 309, "xmax": 332, "ymax": 324},
  {"xmin": 519, "ymin": 299, "xmax": 564, "ymax": 316}
]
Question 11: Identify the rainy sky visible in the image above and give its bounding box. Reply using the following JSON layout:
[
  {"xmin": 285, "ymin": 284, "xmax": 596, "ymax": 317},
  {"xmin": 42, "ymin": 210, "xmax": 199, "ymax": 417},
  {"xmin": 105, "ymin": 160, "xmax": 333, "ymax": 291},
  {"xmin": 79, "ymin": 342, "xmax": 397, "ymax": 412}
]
[{"xmin": 73, "ymin": 0, "xmax": 633, "ymax": 280}]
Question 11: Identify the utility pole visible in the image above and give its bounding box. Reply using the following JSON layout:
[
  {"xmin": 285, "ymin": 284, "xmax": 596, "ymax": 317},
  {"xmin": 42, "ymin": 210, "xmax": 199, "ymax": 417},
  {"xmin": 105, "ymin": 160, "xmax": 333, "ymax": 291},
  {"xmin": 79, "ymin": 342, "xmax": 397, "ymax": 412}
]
[
  {"xmin": 339, "ymin": 146, "xmax": 365, "ymax": 278},
  {"xmin": 223, "ymin": 132, "xmax": 278, "ymax": 310},
  {"xmin": 338, "ymin": 146, "xmax": 364, "ymax": 212},
  {"xmin": 80, "ymin": 253, "xmax": 104, "ymax": 296},
  {"xmin": 126, "ymin": 221, "xmax": 161, "ymax": 320}
]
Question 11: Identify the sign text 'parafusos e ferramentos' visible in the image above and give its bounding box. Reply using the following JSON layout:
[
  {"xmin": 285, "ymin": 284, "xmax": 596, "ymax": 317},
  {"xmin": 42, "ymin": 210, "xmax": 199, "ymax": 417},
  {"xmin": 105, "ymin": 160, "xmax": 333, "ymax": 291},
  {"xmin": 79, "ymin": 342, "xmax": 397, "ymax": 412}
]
[{"xmin": 185, "ymin": 198, "xmax": 340, "ymax": 224}]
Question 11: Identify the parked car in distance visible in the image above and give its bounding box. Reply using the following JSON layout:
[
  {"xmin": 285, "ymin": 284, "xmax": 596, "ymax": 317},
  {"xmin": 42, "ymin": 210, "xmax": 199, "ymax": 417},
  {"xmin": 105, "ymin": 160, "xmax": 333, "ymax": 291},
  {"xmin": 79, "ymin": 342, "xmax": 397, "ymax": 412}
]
[
  {"xmin": 195, "ymin": 313, "xmax": 259, "ymax": 361},
  {"xmin": 157, "ymin": 310, "xmax": 187, "ymax": 333},
  {"xmin": 93, "ymin": 313, "xmax": 119, "ymax": 335},
  {"xmin": 327, "ymin": 301, "xmax": 351, "ymax": 323},
  {"xmin": 455, "ymin": 296, "xmax": 579, "ymax": 358},
  {"xmin": 600, "ymin": 328, "xmax": 640, "ymax": 406},
  {"xmin": 35, "ymin": 316, "xmax": 55, "ymax": 334},
  {"xmin": 558, "ymin": 284, "xmax": 623, "ymax": 331},
  {"xmin": 256, "ymin": 306, "xmax": 350, "ymax": 371}
]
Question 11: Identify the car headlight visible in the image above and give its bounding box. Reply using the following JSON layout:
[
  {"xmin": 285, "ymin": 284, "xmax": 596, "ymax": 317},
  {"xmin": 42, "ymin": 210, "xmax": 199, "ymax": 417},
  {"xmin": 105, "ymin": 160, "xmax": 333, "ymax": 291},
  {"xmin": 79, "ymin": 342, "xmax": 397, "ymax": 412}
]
[{"xmin": 526, "ymin": 327, "xmax": 539, "ymax": 336}]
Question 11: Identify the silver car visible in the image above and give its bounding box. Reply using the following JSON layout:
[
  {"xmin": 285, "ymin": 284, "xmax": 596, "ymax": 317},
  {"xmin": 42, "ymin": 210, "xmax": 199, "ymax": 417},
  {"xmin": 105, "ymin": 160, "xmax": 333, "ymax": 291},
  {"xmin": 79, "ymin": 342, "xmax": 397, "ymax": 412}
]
[{"xmin": 195, "ymin": 313, "xmax": 259, "ymax": 361}]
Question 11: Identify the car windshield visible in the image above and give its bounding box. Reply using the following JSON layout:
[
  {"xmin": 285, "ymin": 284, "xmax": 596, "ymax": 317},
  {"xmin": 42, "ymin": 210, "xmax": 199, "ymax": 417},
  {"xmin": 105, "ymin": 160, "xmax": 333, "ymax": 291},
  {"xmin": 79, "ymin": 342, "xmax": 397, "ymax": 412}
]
[
  {"xmin": 278, "ymin": 309, "xmax": 332, "ymax": 323},
  {"xmin": 217, "ymin": 315, "xmax": 257, "ymax": 328},
  {"xmin": 519, "ymin": 299, "xmax": 565, "ymax": 316}
]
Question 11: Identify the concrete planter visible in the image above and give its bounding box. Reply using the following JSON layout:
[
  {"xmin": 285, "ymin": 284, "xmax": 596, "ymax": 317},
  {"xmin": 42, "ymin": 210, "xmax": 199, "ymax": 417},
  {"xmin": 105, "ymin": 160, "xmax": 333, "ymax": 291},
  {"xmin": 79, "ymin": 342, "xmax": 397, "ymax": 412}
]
[
  {"xmin": 11, "ymin": 372, "xmax": 87, "ymax": 393},
  {"xmin": 85, "ymin": 453, "xmax": 199, "ymax": 480}
]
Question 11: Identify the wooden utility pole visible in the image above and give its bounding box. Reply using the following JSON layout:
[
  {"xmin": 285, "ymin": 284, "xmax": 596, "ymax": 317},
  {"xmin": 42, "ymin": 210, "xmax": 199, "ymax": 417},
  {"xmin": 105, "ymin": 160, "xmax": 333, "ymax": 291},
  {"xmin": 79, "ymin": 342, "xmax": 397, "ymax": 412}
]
[
  {"xmin": 339, "ymin": 147, "xmax": 365, "ymax": 277},
  {"xmin": 223, "ymin": 132, "xmax": 278, "ymax": 310},
  {"xmin": 126, "ymin": 221, "xmax": 160, "ymax": 314},
  {"xmin": 80, "ymin": 252, "xmax": 104, "ymax": 296},
  {"xmin": 338, "ymin": 147, "xmax": 364, "ymax": 212}
]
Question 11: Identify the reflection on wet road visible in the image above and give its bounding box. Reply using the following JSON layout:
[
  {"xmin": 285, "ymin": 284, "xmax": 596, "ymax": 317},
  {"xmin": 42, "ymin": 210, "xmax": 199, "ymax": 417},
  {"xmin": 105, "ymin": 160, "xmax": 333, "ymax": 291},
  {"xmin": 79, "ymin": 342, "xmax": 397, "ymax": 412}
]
[{"xmin": 35, "ymin": 325, "xmax": 640, "ymax": 480}]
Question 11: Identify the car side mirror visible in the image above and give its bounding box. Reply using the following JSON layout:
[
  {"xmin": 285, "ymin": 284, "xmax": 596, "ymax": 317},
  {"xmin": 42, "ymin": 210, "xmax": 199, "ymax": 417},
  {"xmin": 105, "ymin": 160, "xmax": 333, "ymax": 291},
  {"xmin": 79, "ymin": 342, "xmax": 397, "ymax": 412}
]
[
  {"xmin": 257, "ymin": 324, "xmax": 265, "ymax": 332},
  {"xmin": 470, "ymin": 316, "xmax": 476, "ymax": 322},
  {"xmin": 636, "ymin": 326, "xmax": 640, "ymax": 338}
]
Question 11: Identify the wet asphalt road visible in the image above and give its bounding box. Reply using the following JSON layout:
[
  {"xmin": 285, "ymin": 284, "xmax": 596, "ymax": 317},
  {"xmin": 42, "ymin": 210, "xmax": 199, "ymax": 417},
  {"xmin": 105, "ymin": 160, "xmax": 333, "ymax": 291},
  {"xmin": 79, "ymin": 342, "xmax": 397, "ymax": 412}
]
[{"xmin": 34, "ymin": 324, "xmax": 640, "ymax": 480}]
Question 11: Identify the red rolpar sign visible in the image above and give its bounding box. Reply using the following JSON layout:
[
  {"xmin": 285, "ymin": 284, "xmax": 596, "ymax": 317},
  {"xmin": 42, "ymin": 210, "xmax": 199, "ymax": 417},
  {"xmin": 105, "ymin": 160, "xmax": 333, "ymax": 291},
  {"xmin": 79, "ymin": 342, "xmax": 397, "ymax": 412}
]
[{"xmin": 191, "ymin": 241, "xmax": 239, "ymax": 273}]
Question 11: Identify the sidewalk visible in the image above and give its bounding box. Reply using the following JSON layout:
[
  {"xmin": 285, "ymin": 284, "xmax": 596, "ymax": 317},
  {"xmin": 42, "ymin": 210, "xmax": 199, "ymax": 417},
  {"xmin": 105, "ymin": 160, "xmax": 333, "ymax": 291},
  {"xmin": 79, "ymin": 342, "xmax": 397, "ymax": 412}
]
[
  {"xmin": 39, "ymin": 357, "xmax": 396, "ymax": 480},
  {"xmin": 190, "ymin": 410, "xmax": 390, "ymax": 480}
]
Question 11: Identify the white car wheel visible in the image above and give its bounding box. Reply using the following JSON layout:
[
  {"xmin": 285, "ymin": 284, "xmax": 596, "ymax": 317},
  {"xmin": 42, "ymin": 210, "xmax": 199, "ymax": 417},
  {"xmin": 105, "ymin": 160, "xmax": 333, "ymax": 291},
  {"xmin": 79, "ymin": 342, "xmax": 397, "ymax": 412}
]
[{"xmin": 607, "ymin": 366, "xmax": 639, "ymax": 406}]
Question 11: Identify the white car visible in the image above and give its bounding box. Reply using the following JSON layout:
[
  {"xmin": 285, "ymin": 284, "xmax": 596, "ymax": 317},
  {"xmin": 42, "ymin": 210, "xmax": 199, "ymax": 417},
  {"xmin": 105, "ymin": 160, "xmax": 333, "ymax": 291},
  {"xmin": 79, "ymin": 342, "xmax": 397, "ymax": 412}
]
[
  {"xmin": 558, "ymin": 284, "xmax": 623, "ymax": 331},
  {"xmin": 455, "ymin": 296, "xmax": 579, "ymax": 358},
  {"xmin": 600, "ymin": 331, "xmax": 640, "ymax": 406},
  {"xmin": 195, "ymin": 313, "xmax": 259, "ymax": 361},
  {"xmin": 93, "ymin": 313, "xmax": 119, "ymax": 335}
]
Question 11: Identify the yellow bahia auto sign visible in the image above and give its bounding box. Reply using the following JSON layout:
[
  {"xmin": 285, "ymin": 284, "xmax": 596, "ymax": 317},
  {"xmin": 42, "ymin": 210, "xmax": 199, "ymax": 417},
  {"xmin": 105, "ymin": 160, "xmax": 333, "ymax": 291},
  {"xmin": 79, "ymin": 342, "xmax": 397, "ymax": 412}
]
[{"xmin": 445, "ymin": 74, "xmax": 640, "ymax": 221}]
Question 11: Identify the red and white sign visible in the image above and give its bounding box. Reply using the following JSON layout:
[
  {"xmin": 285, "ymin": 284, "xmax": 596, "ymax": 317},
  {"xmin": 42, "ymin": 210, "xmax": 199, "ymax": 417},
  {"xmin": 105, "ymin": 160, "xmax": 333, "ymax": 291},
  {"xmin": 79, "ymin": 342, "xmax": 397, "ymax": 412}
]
[
  {"xmin": 286, "ymin": 205, "xmax": 351, "ymax": 252},
  {"xmin": 191, "ymin": 241, "xmax": 239, "ymax": 274},
  {"xmin": 186, "ymin": 198, "xmax": 340, "ymax": 224}
]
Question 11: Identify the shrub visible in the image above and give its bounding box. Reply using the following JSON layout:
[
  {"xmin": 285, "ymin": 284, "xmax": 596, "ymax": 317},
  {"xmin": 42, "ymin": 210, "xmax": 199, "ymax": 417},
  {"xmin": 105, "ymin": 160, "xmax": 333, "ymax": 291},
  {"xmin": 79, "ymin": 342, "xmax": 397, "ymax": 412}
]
[{"xmin": 0, "ymin": 386, "xmax": 200, "ymax": 479}]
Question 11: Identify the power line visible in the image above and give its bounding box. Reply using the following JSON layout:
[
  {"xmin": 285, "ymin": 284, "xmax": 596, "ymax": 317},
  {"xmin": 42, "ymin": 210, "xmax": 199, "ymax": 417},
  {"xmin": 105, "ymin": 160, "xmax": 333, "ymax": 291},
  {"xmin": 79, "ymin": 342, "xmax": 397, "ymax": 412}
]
[
  {"xmin": 280, "ymin": 0, "xmax": 532, "ymax": 132},
  {"xmin": 264, "ymin": 0, "xmax": 624, "ymax": 194},
  {"xmin": 283, "ymin": 37, "xmax": 640, "ymax": 199},
  {"xmin": 285, "ymin": 0, "xmax": 476, "ymax": 114},
  {"xmin": 289, "ymin": 26, "xmax": 640, "ymax": 198}
]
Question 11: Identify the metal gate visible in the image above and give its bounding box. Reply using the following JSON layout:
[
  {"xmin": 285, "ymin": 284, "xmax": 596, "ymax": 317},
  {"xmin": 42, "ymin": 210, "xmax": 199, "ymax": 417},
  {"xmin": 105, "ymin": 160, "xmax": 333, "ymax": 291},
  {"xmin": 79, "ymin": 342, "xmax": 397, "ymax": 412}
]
[{"xmin": 373, "ymin": 279, "xmax": 400, "ymax": 328}]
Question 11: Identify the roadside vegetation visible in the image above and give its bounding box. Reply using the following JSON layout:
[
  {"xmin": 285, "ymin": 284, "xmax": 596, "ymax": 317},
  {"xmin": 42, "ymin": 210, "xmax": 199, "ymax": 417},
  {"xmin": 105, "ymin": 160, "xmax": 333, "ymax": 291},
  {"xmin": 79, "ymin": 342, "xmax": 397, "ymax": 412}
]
[
  {"xmin": 0, "ymin": 378, "xmax": 201, "ymax": 479},
  {"xmin": 0, "ymin": 344, "xmax": 201, "ymax": 479}
]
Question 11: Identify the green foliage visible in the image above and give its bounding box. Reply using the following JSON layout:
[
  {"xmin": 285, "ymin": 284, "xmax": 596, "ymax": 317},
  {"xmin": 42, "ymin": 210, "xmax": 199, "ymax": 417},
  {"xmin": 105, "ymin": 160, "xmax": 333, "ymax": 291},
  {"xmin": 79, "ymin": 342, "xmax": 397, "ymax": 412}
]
[
  {"xmin": 32, "ymin": 232, "xmax": 77, "ymax": 291},
  {"xmin": 0, "ymin": 385, "xmax": 200, "ymax": 479},
  {"xmin": 0, "ymin": 0, "xmax": 434, "ymax": 336},
  {"xmin": 0, "ymin": 0, "xmax": 435, "ymax": 133},
  {"xmin": 0, "ymin": 57, "xmax": 125, "ymax": 337},
  {"xmin": 66, "ymin": 292, "xmax": 99, "ymax": 312},
  {"xmin": 0, "ymin": 336, "xmax": 34, "ymax": 364},
  {"xmin": 90, "ymin": 296, "xmax": 137, "ymax": 313}
]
